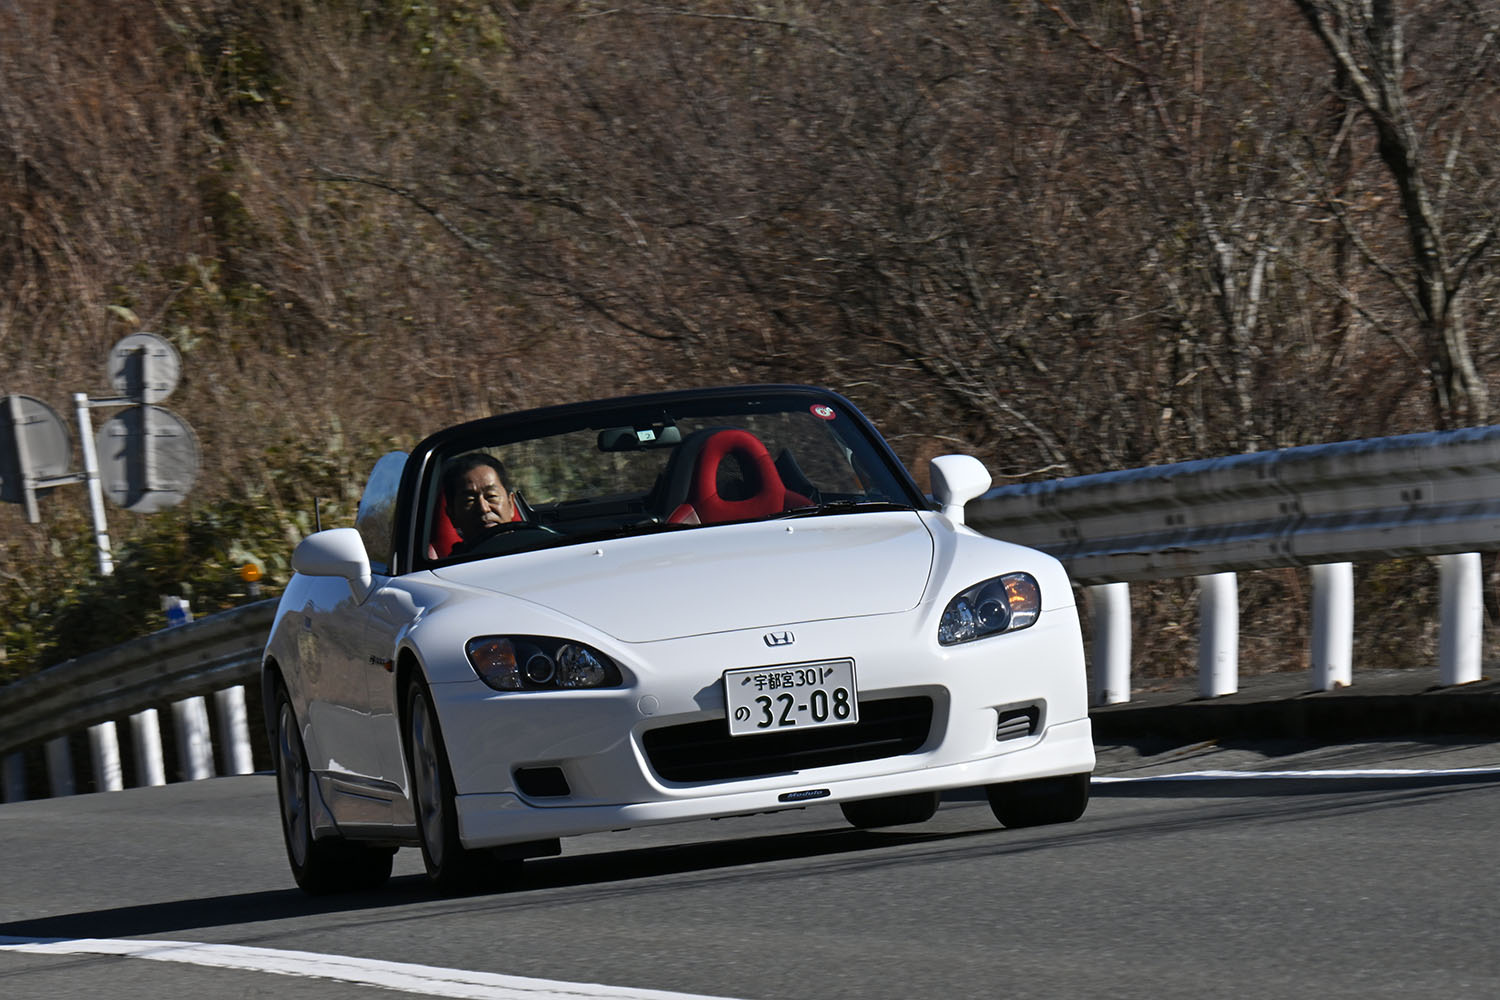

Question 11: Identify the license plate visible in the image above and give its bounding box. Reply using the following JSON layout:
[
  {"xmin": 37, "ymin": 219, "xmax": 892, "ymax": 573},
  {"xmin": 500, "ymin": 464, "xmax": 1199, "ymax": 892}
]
[{"xmin": 724, "ymin": 659, "xmax": 859, "ymax": 736}]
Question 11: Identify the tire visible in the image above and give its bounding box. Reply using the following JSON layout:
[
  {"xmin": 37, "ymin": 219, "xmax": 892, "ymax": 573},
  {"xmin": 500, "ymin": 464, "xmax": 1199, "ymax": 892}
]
[
  {"xmin": 840, "ymin": 790, "xmax": 941, "ymax": 829},
  {"xmin": 986, "ymin": 773, "xmax": 1091, "ymax": 829},
  {"xmin": 272, "ymin": 683, "xmax": 394, "ymax": 894},
  {"xmin": 405, "ymin": 679, "xmax": 517, "ymax": 893}
]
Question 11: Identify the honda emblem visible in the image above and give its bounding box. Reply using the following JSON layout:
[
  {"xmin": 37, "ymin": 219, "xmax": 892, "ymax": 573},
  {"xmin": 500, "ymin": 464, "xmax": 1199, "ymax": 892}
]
[{"xmin": 763, "ymin": 630, "xmax": 795, "ymax": 647}]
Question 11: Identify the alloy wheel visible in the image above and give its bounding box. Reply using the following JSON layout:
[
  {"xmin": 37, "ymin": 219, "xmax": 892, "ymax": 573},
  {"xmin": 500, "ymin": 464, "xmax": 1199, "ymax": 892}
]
[{"xmin": 276, "ymin": 700, "xmax": 309, "ymax": 868}]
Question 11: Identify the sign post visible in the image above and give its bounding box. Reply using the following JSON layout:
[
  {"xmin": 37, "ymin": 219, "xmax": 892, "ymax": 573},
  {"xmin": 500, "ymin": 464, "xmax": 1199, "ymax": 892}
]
[
  {"xmin": 1, "ymin": 332, "xmax": 199, "ymax": 578},
  {"xmin": 73, "ymin": 392, "xmax": 115, "ymax": 575}
]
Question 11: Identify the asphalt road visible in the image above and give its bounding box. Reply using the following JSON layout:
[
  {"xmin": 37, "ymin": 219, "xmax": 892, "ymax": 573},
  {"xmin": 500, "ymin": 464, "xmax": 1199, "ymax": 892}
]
[{"xmin": 3, "ymin": 743, "xmax": 1500, "ymax": 1000}]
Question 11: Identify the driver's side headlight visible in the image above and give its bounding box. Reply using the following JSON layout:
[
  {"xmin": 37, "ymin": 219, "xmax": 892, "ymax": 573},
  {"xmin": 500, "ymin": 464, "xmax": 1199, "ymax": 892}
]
[
  {"xmin": 938, "ymin": 573, "xmax": 1041, "ymax": 646},
  {"xmin": 466, "ymin": 635, "xmax": 623, "ymax": 691}
]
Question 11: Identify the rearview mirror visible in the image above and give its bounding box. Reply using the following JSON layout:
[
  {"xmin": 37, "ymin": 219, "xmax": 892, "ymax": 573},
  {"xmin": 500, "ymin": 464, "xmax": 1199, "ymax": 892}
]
[{"xmin": 597, "ymin": 425, "xmax": 683, "ymax": 451}]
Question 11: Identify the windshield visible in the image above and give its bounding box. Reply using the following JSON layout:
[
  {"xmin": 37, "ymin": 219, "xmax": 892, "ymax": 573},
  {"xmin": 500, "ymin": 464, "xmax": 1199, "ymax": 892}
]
[{"xmin": 416, "ymin": 390, "xmax": 921, "ymax": 564}]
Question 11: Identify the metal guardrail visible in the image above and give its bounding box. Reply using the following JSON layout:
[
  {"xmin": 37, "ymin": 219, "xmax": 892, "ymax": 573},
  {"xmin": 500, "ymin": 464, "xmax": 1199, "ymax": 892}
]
[
  {"xmin": 0, "ymin": 600, "xmax": 275, "ymax": 801},
  {"xmin": 4, "ymin": 425, "xmax": 1499, "ymax": 801},
  {"xmin": 969, "ymin": 425, "xmax": 1500, "ymax": 703},
  {"xmin": 968, "ymin": 425, "xmax": 1500, "ymax": 584}
]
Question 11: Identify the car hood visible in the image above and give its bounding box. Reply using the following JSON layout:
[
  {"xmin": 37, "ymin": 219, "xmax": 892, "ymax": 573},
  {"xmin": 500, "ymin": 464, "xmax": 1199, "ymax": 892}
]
[{"xmin": 429, "ymin": 512, "xmax": 935, "ymax": 642}]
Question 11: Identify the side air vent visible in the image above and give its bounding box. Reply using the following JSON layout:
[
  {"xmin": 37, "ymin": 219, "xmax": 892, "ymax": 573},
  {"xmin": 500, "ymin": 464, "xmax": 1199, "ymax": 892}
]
[{"xmin": 996, "ymin": 704, "xmax": 1041, "ymax": 742}]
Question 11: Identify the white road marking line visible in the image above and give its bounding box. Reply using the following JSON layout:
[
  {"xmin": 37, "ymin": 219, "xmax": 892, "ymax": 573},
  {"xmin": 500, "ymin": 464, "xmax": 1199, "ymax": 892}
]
[
  {"xmin": 1095, "ymin": 765, "xmax": 1500, "ymax": 783},
  {"xmin": 0, "ymin": 936, "xmax": 739, "ymax": 1000}
]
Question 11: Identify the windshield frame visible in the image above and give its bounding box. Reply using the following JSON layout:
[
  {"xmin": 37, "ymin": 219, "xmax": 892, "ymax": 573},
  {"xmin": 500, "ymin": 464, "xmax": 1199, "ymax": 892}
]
[{"xmin": 390, "ymin": 384, "xmax": 927, "ymax": 575}]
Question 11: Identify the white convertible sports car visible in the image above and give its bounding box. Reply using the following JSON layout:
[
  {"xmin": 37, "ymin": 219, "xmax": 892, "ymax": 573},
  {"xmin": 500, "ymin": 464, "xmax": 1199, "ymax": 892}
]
[{"xmin": 262, "ymin": 385, "xmax": 1094, "ymax": 893}]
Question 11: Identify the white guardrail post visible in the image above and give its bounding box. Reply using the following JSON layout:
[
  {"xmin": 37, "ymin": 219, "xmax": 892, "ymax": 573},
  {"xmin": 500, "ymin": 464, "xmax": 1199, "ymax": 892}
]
[
  {"xmin": 1197, "ymin": 572, "xmax": 1239, "ymax": 697},
  {"xmin": 213, "ymin": 686, "xmax": 256, "ymax": 776},
  {"xmin": 130, "ymin": 708, "xmax": 167, "ymax": 787},
  {"xmin": 87, "ymin": 721, "xmax": 124, "ymax": 792},
  {"xmin": 1087, "ymin": 582, "xmax": 1132, "ymax": 705},
  {"xmin": 1438, "ymin": 553, "xmax": 1484, "ymax": 687},
  {"xmin": 1310, "ymin": 562, "xmax": 1354, "ymax": 690},
  {"xmin": 172, "ymin": 696, "xmax": 216, "ymax": 781}
]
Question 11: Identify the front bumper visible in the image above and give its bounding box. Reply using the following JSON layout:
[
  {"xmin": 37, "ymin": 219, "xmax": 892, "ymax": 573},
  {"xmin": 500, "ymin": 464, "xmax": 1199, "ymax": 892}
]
[
  {"xmin": 431, "ymin": 602, "xmax": 1095, "ymax": 849},
  {"xmin": 455, "ymin": 716, "xmax": 1094, "ymax": 846}
]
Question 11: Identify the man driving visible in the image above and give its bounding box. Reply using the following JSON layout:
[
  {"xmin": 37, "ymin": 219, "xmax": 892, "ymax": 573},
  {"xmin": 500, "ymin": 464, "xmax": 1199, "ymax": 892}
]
[{"xmin": 443, "ymin": 453, "xmax": 518, "ymax": 551}]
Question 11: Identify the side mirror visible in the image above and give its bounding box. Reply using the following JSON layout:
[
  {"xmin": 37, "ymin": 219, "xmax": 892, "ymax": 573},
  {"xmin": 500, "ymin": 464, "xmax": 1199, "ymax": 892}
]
[
  {"xmin": 292, "ymin": 528, "xmax": 374, "ymax": 603},
  {"xmin": 929, "ymin": 455, "xmax": 992, "ymax": 526}
]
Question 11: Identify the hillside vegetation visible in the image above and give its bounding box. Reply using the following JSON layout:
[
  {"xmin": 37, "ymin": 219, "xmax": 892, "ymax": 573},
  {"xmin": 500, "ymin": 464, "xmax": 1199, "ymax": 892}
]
[{"xmin": 3, "ymin": 0, "xmax": 1497, "ymax": 682}]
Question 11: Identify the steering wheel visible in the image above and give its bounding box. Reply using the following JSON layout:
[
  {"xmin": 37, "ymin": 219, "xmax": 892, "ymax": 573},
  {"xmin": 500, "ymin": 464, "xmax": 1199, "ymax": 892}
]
[{"xmin": 464, "ymin": 520, "xmax": 562, "ymax": 555}]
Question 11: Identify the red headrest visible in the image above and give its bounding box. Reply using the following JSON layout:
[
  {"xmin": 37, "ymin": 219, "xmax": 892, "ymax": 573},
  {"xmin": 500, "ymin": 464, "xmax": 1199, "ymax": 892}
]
[
  {"xmin": 430, "ymin": 491, "xmax": 463, "ymax": 558},
  {"xmin": 681, "ymin": 429, "xmax": 793, "ymax": 524}
]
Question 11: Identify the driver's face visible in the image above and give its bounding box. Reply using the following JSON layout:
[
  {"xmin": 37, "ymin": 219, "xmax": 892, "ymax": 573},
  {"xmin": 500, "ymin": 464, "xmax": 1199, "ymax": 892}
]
[{"xmin": 453, "ymin": 465, "xmax": 514, "ymax": 538}]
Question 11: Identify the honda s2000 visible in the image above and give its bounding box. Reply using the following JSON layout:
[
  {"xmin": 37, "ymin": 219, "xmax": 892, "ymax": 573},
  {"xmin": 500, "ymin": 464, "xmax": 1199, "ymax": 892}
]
[{"xmin": 262, "ymin": 385, "xmax": 1094, "ymax": 893}]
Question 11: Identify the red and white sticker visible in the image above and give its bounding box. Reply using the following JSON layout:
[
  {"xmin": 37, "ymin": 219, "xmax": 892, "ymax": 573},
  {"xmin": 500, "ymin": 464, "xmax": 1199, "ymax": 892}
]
[{"xmin": 810, "ymin": 404, "xmax": 837, "ymax": 420}]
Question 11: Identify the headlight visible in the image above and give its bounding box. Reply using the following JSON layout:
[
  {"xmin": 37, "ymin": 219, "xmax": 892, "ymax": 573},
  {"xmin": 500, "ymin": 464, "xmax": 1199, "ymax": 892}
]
[
  {"xmin": 938, "ymin": 573, "xmax": 1041, "ymax": 646},
  {"xmin": 465, "ymin": 635, "xmax": 623, "ymax": 691}
]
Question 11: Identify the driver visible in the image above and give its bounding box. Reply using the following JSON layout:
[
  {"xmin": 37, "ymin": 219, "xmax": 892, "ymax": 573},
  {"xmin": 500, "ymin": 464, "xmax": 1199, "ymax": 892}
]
[{"xmin": 443, "ymin": 453, "xmax": 520, "ymax": 552}]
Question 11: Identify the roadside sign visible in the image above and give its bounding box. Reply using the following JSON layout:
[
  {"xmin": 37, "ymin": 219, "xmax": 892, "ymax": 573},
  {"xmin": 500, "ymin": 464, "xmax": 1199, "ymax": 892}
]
[
  {"xmin": 106, "ymin": 332, "xmax": 181, "ymax": 404},
  {"xmin": 6, "ymin": 333, "xmax": 199, "ymax": 574},
  {"xmin": 95, "ymin": 404, "xmax": 201, "ymax": 512},
  {"xmin": 0, "ymin": 394, "xmax": 73, "ymax": 508}
]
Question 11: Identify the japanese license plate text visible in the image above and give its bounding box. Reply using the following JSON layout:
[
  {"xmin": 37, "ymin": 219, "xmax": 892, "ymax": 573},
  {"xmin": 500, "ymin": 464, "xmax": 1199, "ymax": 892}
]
[{"xmin": 724, "ymin": 659, "xmax": 859, "ymax": 736}]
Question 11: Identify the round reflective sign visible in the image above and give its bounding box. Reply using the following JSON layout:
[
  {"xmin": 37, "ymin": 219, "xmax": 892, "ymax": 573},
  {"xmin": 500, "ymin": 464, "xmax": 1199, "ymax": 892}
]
[
  {"xmin": 95, "ymin": 404, "xmax": 201, "ymax": 512},
  {"xmin": 0, "ymin": 394, "xmax": 72, "ymax": 504},
  {"xmin": 107, "ymin": 332, "xmax": 181, "ymax": 404}
]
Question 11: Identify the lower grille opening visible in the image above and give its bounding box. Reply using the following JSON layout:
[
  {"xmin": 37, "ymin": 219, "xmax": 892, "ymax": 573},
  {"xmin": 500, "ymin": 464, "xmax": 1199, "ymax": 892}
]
[
  {"xmin": 996, "ymin": 705, "xmax": 1041, "ymax": 742},
  {"xmin": 514, "ymin": 766, "xmax": 571, "ymax": 798},
  {"xmin": 643, "ymin": 696, "xmax": 934, "ymax": 784}
]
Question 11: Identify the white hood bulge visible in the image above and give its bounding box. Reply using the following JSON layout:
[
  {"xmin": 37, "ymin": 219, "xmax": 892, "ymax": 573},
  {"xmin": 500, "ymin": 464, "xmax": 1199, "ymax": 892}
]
[{"xmin": 430, "ymin": 512, "xmax": 936, "ymax": 642}]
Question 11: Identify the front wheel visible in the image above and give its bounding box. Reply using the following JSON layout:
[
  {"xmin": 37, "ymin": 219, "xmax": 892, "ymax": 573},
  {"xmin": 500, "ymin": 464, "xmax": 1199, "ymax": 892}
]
[
  {"xmin": 986, "ymin": 773, "xmax": 1091, "ymax": 829},
  {"xmin": 840, "ymin": 790, "xmax": 941, "ymax": 829},
  {"xmin": 272, "ymin": 683, "xmax": 393, "ymax": 894},
  {"xmin": 405, "ymin": 679, "xmax": 517, "ymax": 892}
]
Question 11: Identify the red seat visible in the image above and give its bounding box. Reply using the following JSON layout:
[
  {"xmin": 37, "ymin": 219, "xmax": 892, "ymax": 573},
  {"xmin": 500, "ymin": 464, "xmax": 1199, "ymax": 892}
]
[
  {"xmin": 429, "ymin": 491, "xmax": 464, "ymax": 558},
  {"xmin": 666, "ymin": 429, "xmax": 811, "ymax": 525}
]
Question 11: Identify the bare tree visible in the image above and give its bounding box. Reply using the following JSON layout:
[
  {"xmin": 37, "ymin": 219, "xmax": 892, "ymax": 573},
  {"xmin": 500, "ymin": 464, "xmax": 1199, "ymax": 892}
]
[
  {"xmin": 1293, "ymin": 0, "xmax": 1500, "ymax": 427},
  {"xmin": 1039, "ymin": 2, "xmax": 1371, "ymax": 456}
]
